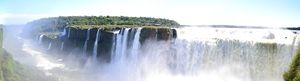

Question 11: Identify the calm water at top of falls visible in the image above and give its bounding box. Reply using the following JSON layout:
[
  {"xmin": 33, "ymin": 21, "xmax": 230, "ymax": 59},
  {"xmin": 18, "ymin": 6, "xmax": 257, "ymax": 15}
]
[{"xmin": 4, "ymin": 27, "xmax": 300, "ymax": 81}]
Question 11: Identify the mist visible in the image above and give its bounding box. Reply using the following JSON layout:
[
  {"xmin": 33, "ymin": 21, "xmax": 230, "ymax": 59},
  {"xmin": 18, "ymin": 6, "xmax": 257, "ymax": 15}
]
[
  {"xmin": 1, "ymin": 0, "xmax": 300, "ymax": 81},
  {"xmin": 2, "ymin": 24, "xmax": 299, "ymax": 81}
]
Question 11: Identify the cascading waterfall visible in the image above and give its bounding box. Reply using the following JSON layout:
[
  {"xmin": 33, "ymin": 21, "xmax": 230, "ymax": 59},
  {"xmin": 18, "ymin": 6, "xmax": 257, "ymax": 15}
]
[
  {"xmin": 120, "ymin": 28, "xmax": 130, "ymax": 60},
  {"xmin": 112, "ymin": 29, "xmax": 123, "ymax": 61},
  {"xmin": 60, "ymin": 42, "xmax": 64, "ymax": 51},
  {"xmin": 130, "ymin": 28, "xmax": 142, "ymax": 59},
  {"xmin": 88, "ymin": 27, "xmax": 298, "ymax": 81},
  {"xmin": 112, "ymin": 28, "xmax": 130, "ymax": 62},
  {"xmin": 93, "ymin": 29, "xmax": 101, "ymax": 60},
  {"xmin": 62, "ymin": 27, "xmax": 67, "ymax": 36},
  {"xmin": 67, "ymin": 27, "xmax": 71, "ymax": 38},
  {"xmin": 38, "ymin": 34, "xmax": 44, "ymax": 44},
  {"xmin": 47, "ymin": 42, "xmax": 52, "ymax": 50},
  {"xmin": 30, "ymin": 27, "xmax": 299, "ymax": 81},
  {"xmin": 83, "ymin": 28, "xmax": 91, "ymax": 55},
  {"xmin": 111, "ymin": 28, "xmax": 142, "ymax": 61}
]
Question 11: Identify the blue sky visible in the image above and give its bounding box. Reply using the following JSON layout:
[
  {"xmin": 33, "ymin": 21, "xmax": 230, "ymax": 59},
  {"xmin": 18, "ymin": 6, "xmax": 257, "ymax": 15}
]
[{"xmin": 1, "ymin": 0, "xmax": 300, "ymax": 27}]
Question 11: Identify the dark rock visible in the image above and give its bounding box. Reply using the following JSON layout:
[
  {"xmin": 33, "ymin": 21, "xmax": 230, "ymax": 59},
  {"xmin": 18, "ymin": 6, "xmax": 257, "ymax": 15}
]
[
  {"xmin": 157, "ymin": 28, "xmax": 172, "ymax": 41},
  {"xmin": 68, "ymin": 28, "xmax": 87, "ymax": 41},
  {"xmin": 140, "ymin": 28, "xmax": 158, "ymax": 44},
  {"xmin": 88, "ymin": 28, "xmax": 98, "ymax": 41},
  {"xmin": 97, "ymin": 30, "xmax": 115, "ymax": 62},
  {"xmin": 172, "ymin": 29, "xmax": 177, "ymax": 38}
]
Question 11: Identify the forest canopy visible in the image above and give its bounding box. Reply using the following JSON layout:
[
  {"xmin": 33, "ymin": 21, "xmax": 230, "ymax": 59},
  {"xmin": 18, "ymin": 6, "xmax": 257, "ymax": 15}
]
[{"xmin": 24, "ymin": 16, "xmax": 179, "ymax": 35}]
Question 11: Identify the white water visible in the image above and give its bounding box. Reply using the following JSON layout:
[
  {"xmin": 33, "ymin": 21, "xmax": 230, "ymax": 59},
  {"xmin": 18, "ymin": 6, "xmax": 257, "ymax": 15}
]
[
  {"xmin": 130, "ymin": 28, "xmax": 142, "ymax": 60},
  {"xmin": 62, "ymin": 27, "xmax": 67, "ymax": 36},
  {"xmin": 112, "ymin": 30, "xmax": 122, "ymax": 61},
  {"xmin": 120, "ymin": 28, "xmax": 130, "ymax": 61},
  {"xmin": 61, "ymin": 42, "xmax": 64, "ymax": 51},
  {"xmin": 4, "ymin": 27, "xmax": 300, "ymax": 81},
  {"xmin": 47, "ymin": 42, "xmax": 52, "ymax": 50},
  {"xmin": 67, "ymin": 28, "xmax": 71, "ymax": 38},
  {"xmin": 83, "ymin": 28, "xmax": 91, "ymax": 55},
  {"xmin": 176, "ymin": 27, "xmax": 297, "ymax": 44},
  {"xmin": 93, "ymin": 29, "xmax": 101, "ymax": 60},
  {"xmin": 22, "ymin": 40, "xmax": 64, "ymax": 72},
  {"xmin": 112, "ymin": 28, "xmax": 130, "ymax": 62},
  {"xmin": 84, "ymin": 27, "xmax": 298, "ymax": 81},
  {"xmin": 39, "ymin": 34, "xmax": 44, "ymax": 44}
]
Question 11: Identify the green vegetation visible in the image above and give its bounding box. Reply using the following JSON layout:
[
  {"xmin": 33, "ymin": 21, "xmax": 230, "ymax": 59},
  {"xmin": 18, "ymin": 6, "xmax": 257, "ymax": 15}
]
[
  {"xmin": 0, "ymin": 27, "xmax": 55, "ymax": 81},
  {"xmin": 0, "ymin": 27, "xmax": 20, "ymax": 81},
  {"xmin": 26, "ymin": 16, "xmax": 179, "ymax": 30},
  {"xmin": 24, "ymin": 16, "xmax": 179, "ymax": 37},
  {"xmin": 284, "ymin": 46, "xmax": 300, "ymax": 81}
]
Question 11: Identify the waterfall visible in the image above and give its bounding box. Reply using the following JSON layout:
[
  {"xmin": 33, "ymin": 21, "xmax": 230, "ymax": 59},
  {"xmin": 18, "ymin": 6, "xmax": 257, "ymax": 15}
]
[
  {"xmin": 62, "ymin": 27, "xmax": 67, "ymax": 36},
  {"xmin": 112, "ymin": 28, "xmax": 130, "ymax": 62},
  {"xmin": 28, "ymin": 27, "xmax": 300, "ymax": 81},
  {"xmin": 38, "ymin": 34, "xmax": 44, "ymax": 44},
  {"xmin": 110, "ymin": 34, "xmax": 116, "ymax": 60},
  {"xmin": 47, "ymin": 42, "xmax": 52, "ymax": 50},
  {"xmin": 155, "ymin": 28, "xmax": 158, "ymax": 40},
  {"xmin": 93, "ymin": 29, "xmax": 101, "ymax": 60},
  {"xmin": 93, "ymin": 27, "xmax": 298, "ymax": 81},
  {"xmin": 60, "ymin": 42, "xmax": 64, "ymax": 51},
  {"xmin": 120, "ymin": 28, "xmax": 130, "ymax": 60},
  {"xmin": 112, "ymin": 29, "xmax": 123, "ymax": 61},
  {"xmin": 67, "ymin": 27, "xmax": 71, "ymax": 38},
  {"xmin": 83, "ymin": 28, "xmax": 91, "ymax": 55},
  {"xmin": 130, "ymin": 28, "xmax": 142, "ymax": 59}
]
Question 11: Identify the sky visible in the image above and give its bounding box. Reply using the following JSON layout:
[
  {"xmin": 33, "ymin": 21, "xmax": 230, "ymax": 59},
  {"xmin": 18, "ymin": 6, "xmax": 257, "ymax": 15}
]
[{"xmin": 0, "ymin": 0, "xmax": 300, "ymax": 27}]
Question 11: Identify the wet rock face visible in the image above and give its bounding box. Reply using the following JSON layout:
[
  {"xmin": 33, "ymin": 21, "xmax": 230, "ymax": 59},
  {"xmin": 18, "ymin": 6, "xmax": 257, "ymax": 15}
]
[
  {"xmin": 97, "ymin": 30, "xmax": 115, "ymax": 62},
  {"xmin": 140, "ymin": 28, "xmax": 158, "ymax": 44},
  {"xmin": 172, "ymin": 29, "xmax": 177, "ymax": 38},
  {"xmin": 140, "ymin": 28, "xmax": 176, "ymax": 44},
  {"xmin": 39, "ymin": 27, "xmax": 177, "ymax": 62},
  {"xmin": 88, "ymin": 28, "xmax": 99, "ymax": 41},
  {"xmin": 157, "ymin": 28, "xmax": 173, "ymax": 41},
  {"xmin": 68, "ymin": 28, "xmax": 87, "ymax": 41}
]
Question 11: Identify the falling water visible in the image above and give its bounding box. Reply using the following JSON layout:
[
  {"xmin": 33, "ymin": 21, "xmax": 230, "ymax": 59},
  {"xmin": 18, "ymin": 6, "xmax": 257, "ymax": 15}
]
[
  {"xmin": 83, "ymin": 27, "xmax": 298, "ymax": 81},
  {"xmin": 120, "ymin": 28, "xmax": 130, "ymax": 60},
  {"xmin": 130, "ymin": 28, "xmax": 142, "ymax": 59},
  {"xmin": 18, "ymin": 27, "xmax": 300, "ymax": 81},
  {"xmin": 93, "ymin": 29, "xmax": 101, "ymax": 60},
  {"xmin": 112, "ymin": 28, "xmax": 130, "ymax": 62},
  {"xmin": 47, "ymin": 42, "xmax": 52, "ymax": 50},
  {"xmin": 60, "ymin": 42, "xmax": 64, "ymax": 51},
  {"xmin": 62, "ymin": 27, "xmax": 67, "ymax": 36},
  {"xmin": 83, "ymin": 28, "xmax": 91, "ymax": 55},
  {"xmin": 38, "ymin": 34, "xmax": 44, "ymax": 44},
  {"xmin": 112, "ymin": 29, "xmax": 123, "ymax": 61},
  {"xmin": 67, "ymin": 27, "xmax": 71, "ymax": 38}
]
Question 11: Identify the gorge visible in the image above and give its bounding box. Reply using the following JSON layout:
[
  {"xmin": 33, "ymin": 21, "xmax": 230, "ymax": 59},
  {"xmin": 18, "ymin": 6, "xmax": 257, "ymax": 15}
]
[{"xmin": 2, "ymin": 16, "xmax": 300, "ymax": 81}]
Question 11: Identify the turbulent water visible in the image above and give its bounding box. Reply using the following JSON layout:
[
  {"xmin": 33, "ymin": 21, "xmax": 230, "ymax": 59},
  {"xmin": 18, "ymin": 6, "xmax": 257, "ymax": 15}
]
[{"xmin": 4, "ymin": 27, "xmax": 300, "ymax": 81}]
